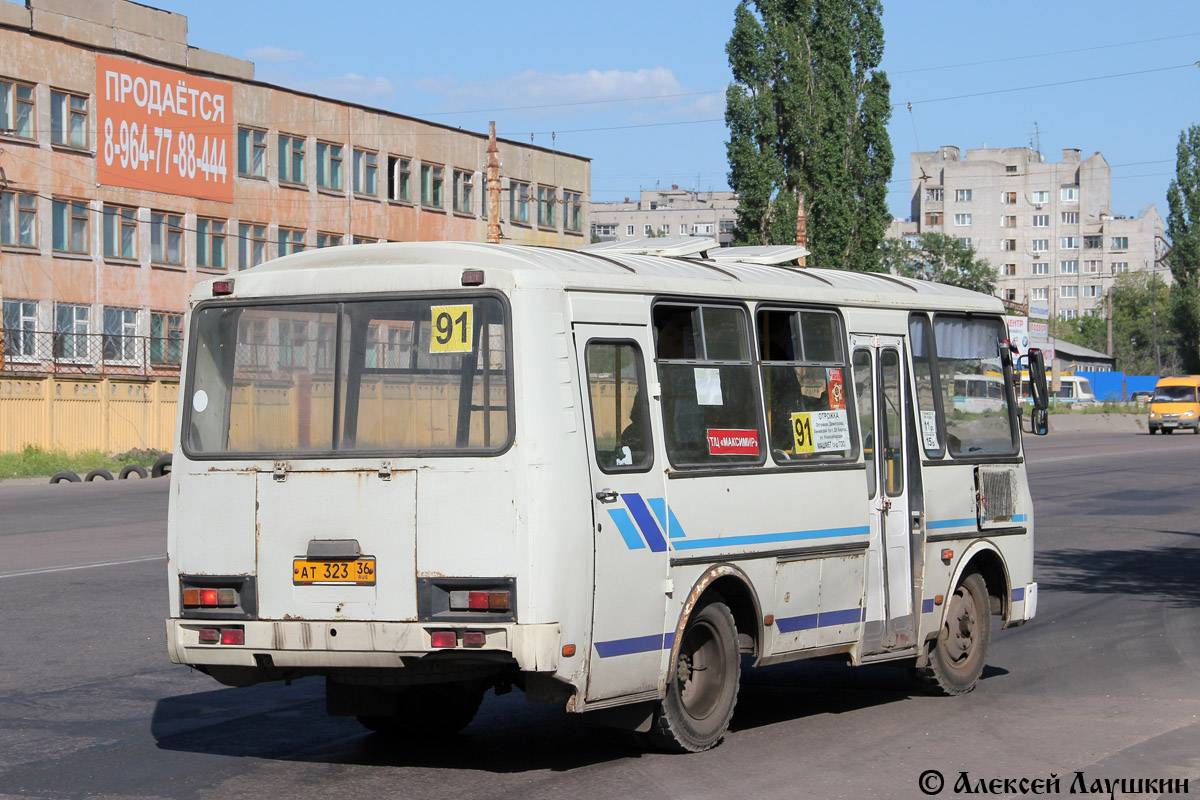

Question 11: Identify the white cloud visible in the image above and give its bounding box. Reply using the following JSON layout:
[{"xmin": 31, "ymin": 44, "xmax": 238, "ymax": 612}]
[
  {"xmin": 246, "ymin": 45, "xmax": 306, "ymax": 63},
  {"xmin": 294, "ymin": 73, "xmax": 397, "ymax": 102}
]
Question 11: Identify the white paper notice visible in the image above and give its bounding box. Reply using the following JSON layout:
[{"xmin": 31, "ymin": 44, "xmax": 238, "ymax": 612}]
[
  {"xmin": 920, "ymin": 410, "xmax": 939, "ymax": 450},
  {"xmin": 810, "ymin": 409, "xmax": 851, "ymax": 452},
  {"xmin": 694, "ymin": 368, "xmax": 723, "ymax": 406}
]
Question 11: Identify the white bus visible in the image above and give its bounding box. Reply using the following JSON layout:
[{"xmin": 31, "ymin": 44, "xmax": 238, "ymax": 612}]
[{"xmin": 166, "ymin": 239, "xmax": 1047, "ymax": 752}]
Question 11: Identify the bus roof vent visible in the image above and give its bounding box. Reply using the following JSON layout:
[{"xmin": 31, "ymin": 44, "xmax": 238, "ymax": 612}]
[
  {"xmin": 579, "ymin": 237, "xmax": 716, "ymax": 258},
  {"xmin": 705, "ymin": 245, "xmax": 810, "ymax": 266}
]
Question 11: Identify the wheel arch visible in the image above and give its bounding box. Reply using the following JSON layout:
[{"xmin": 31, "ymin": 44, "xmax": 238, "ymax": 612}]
[
  {"xmin": 943, "ymin": 541, "xmax": 1012, "ymax": 626},
  {"xmin": 667, "ymin": 564, "xmax": 762, "ymax": 684}
]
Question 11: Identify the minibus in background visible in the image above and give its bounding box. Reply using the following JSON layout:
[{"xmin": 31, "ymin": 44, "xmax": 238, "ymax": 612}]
[
  {"xmin": 166, "ymin": 239, "xmax": 1050, "ymax": 752},
  {"xmin": 1148, "ymin": 375, "xmax": 1200, "ymax": 434}
]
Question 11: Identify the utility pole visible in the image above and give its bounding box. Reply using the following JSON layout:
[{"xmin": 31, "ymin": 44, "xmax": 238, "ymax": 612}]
[
  {"xmin": 1106, "ymin": 287, "xmax": 1113, "ymax": 357},
  {"xmin": 795, "ymin": 190, "xmax": 807, "ymax": 266},
  {"xmin": 486, "ymin": 122, "xmax": 501, "ymax": 244}
]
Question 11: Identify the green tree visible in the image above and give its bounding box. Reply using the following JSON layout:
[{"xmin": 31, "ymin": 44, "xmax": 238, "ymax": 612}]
[
  {"xmin": 878, "ymin": 233, "xmax": 996, "ymax": 294},
  {"xmin": 725, "ymin": 0, "xmax": 893, "ymax": 271},
  {"xmin": 1057, "ymin": 272, "xmax": 1180, "ymax": 375},
  {"xmin": 1166, "ymin": 124, "xmax": 1200, "ymax": 372}
]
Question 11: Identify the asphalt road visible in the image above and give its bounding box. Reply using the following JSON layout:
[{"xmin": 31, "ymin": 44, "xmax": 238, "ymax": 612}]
[{"xmin": 1, "ymin": 431, "xmax": 1198, "ymax": 799}]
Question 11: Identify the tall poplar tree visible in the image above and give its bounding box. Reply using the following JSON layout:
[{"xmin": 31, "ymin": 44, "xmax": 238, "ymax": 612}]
[
  {"xmin": 1166, "ymin": 124, "xmax": 1200, "ymax": 372},
  {"xmin": 725, "ymin": 0, "xmax": 893, "ymax": 271}
]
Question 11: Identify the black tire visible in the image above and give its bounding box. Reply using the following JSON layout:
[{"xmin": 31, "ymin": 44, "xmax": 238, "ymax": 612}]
[
  {"xmin": 151, "ymin": 455, "xmax": 172, "ymax": 478},
  {"xmin": 49, "ymin": 470, "xmax": 81, "ymax": 484},
  {"xmin": 357, "ymin": 683, "xmax": 484, "ymax": 738},
  {"xmin": 1164, "ymin": 428, "xmax": 1174, "ymax": 435},
  {"xmin": 119, "ymin": 464, "xmax": 149, "ymax": 480},
  {"xmin": 647, "ymin": 600, "xmax": 740, "ymax": 753},
  {"xmin": 914, "ymin": 572, "xmax": 991, "ymax": 696},
  {"xmin": 84, "ymin": 468, "xmax": 114, "ymax": 482}
]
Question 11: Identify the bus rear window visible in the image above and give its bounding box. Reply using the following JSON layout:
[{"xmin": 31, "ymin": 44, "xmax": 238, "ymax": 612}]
[{"xmin": 184, "ymin": 296, "xmax": 511, "ymax": 457}]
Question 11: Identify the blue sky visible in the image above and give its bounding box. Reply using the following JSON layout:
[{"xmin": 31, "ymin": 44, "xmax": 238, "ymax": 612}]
[{"xmin": 103, "ymin": 2, "xmax": 1200, "ymax": 219}]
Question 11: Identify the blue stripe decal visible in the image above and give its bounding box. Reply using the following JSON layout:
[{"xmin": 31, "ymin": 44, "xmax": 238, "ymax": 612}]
[
  {"xmin": 646, "ymin": 498, "xmax": 688, "ymax": 539},
  {"xmin": 922, "ymin": 598, "xmax": 936, "ymax": 614},
  {"xmin": 606, "ymin": 508, "xmax": 646, "ymax": 551},
  {"xmin": 1013, "ymin": 514, "xmax": 1028, "ymax": 523},
  {"xmin": 623, "ymin": 493, "xmax": 668, "ymax": 553},
  {"xmin": 595, "ymin": 633, "xmax": 667, "ymax": 658},
  {"xmin": 670, "ymin": 525, "xmax": 869, "ymax": 551},
  {"xmin": 927, "ymin": 517, "xmax": 977, "ymax": 529},
  {"xmin": 1011, "ymin": 587, "xmax": 1025, "ymax": 602},
  {"xmin": 775, "ymin": 606, "xmax": 865, "ymax": 633}
]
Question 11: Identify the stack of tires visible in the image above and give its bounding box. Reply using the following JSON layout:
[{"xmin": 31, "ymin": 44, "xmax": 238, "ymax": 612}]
[{"xmin": 50, "ymin": 455, "xmax": 171, "ymax": 484}]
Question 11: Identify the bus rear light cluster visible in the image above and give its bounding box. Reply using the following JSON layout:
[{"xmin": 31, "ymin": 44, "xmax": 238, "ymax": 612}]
[
  {"xmin": 448, "ymin": 590, "xmax": 510, "ymax": 612},
  {"xmin": 430, "ymin": 630, "xmax": 488, "ymax": 648},
  {"xmin": 183, "ymin": 588, "xmax": 238, "ymax": 608},
  {"xmin": 197, "ymin": 627, "xmax": 244, "ymax": 645}
]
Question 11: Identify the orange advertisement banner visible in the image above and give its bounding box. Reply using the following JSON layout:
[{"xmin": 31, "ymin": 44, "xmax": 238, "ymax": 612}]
[{"xmin": 95, "ymin": 55, "xmax": 233, "ymax": 203}]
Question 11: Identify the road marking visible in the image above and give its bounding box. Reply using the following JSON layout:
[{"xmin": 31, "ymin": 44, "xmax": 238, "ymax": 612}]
[{"xmin": 0, "ymin": 555, "xmax": 165, "ymax": 579}]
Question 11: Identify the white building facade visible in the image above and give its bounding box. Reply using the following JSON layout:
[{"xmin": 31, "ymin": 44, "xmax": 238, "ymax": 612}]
[{"xmin": 591, "ymin": 187, "xmax": 738, "ymax": 246}]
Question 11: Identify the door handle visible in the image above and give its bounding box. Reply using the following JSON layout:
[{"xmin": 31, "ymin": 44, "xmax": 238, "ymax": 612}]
[{"xmin": 595, "ymin": 489, "xmax": 620, "ymax": 503}]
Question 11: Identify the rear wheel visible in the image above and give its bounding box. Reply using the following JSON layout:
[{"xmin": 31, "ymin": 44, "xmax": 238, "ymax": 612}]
[
  {"xmin": 1164, "ymin": 428, "xmax": 1175, "ymax": 435},
  {"xmin": 357, "ymin": 682, "xmax": 485, "ymax": 738},
  {"xmin": 647, "ymin": 600, "xmax": 740, "ymax": 753},
  {"xmin": 914, "ymin": 572, "xmax": 991, "ymax": 696}
]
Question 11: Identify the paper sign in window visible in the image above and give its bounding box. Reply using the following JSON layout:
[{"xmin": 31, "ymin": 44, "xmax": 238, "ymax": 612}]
[
  {"xmin": 429, "ymin": 305, "xmax": 474, "ymax": 353},
  {"xmin": 694, "ymin": 368, "xmax": 723, "ymax": 406},
  {"xmin": 792, "ymin": 410, "xmax": 851, "ymax": 453},
  {"xmin": 920, "ymin": 410, "xmax": 940, "ymax": 450},
  {"xmin": 826, "ymin": 368, "xmax": 846, "ymax": 410}
]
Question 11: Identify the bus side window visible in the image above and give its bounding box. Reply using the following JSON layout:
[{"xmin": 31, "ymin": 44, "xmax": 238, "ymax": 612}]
[{"xmin": 585, "ymin": 341, "xmax": 653, "ymax": 472}]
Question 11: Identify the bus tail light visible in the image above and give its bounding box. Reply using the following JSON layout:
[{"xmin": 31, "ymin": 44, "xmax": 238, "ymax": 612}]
[
  {"xmin": 212, "ymin": 279, "xmax": 234, "ymax": 296},
  {"xmin": 197, "ymin": 628, "xmax": 220, "ymax": 643},
  {"xmin": 183, "ymin": 588, "xmax": 238, "ymax": 608},
  {"xmin": 220, "ymin": 628, "xmax": 244, "ymax": 645},
  {"xmin": 450, "ymin": 589, "xmax": 511, "ymax": 612},
  {"xmin": 430, "ymin": 631, "xmax": 457, "ymax": 648},
  {"xmin": 463, "ymin": 631, "xmax": 486, "ymax": 648}
]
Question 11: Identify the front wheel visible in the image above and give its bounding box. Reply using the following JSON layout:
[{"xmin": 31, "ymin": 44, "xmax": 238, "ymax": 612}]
[
  {"xmin": 647, "ymin": 600, "xmax": 740, "ymax": 753},
  {"xmin": 913, "ymin": 572, "xmax": 991, "ymax": 696}
]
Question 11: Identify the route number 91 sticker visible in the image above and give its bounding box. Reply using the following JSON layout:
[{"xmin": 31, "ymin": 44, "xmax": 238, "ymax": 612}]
[
  {"xmin": 792, "ymin": 410, "xmax": 852, "ymax": 454},
  {"xmin": 430, "ymin": 304, "xmax": 474, "ymax": 353}
]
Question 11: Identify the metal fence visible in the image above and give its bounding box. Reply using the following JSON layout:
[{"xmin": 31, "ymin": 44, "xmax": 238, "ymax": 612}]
[{"xmin": 0, "ymin": 328, "xmax": 182, "ymax": 378}]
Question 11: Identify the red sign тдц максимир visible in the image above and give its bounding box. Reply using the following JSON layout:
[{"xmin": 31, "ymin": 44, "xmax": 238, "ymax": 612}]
[{"xmin": 96, "ymin": 55, "xmax": 234, "ymax": 203}]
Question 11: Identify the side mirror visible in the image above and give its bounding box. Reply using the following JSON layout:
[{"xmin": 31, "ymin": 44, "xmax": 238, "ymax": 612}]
[
  {"xmin": 1025, "ymin": 349, "xmax": 1050, "ymax": 411},
  {"xmin": 1031, "ymin": 407, "xmax": 1049, "ymax": 436}
]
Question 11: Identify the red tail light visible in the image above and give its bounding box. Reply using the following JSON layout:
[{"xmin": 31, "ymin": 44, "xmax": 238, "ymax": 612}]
[
  {"xmin": 463, "ymin": 631, "xmax": 486, "ymax": 647},
  {"xmin": 220, "ymin": 628, "xmax": 244, "ymax": 645},
  {"xmin": 197, "ymin": 628, "xmax": 219, "ymax": 643},
  {"xmin": 430, "ymin": 631, "xmax": 457, "ymax": 648}
]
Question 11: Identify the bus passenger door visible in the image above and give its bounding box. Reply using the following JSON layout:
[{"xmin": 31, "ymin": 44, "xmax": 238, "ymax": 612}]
[
  {"xmin": 573, "ymin": 324, "xmax": 669, "ymax": 702},
  {"xmin": 852, "ymin": 336, "xmax": 915, "ymax": 652}
]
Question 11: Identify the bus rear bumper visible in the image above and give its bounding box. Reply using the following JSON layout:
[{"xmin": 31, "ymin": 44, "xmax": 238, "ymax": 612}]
[{"xmin": 166, "ymin": 619, "xmax": 561, "ymax": 673}]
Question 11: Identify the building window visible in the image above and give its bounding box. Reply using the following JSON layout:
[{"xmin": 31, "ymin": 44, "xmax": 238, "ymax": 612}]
[
  {"xmin": 196, "ymin": 218, "xmax": 226, "ymax": 270},
  {"xmin": 537, "ymin": 186, "xmax": 556, "ymax": 227},
  {"xmin": 1084, "ymin": 284, "xmax": 1102, "ymax": 298},
  {"xmin": 1001, "ymin": 263, "xmax": 1016, "ymax": 275},
  {"xmin": 1060, "ymin": 285, "xmax": 1078, "ymax": 299},
  {"xmin": 1031, "ymin": 191, "xmax": 1050, "ymax": 205},
  {"xmin": 1112, "ymin": 261, "xmax": 1129, "ymax": 274},
  {"xmin": 509, "ymin": 180, "xmax": 529, "ymax": 223},
  {"xmin": 644, "ymin": 224, "xmax": 653, "ymax": 235},
  {"xmin": 1004, "ymin": 288, "xmax": 1017, "ymax": 301},
  {"xmin": 1060, "ymin": 236, "xmax": 1079, "ymax": 249},
  {"xmin": 387, "ymin": 156, "xmax": 411, "ymax": 202},
  {"xmin": 1001, "ymin": 215, "xmax": 1016, "ymax": 228},
  {"xmin": 1059, "ymin": 260, "xmax": 1079, "ymax": 275},
  {"xmin": 1084, "ymin": 260, "xmax": 1102, "ymax": 274},
  {"xmin": 317, "ymin": 232, "xmax": 342, "ymax": 248},
  {"xmin": 278, "ymin": 227, "xmax": 305, "ymax": 256},
  {"xmin": 626, "ymin": 225, "xmax": 634, "ymax": 237},
  {"xmin": 315, "ymin": 142, "xmax": 343, "ymax": 191},
  {"xmin": 102, "ymin": 205, "xmax": 137, "ymax": 260},
  {"xmin": 151, "ymin": 312, "xmax": 183, "ymax": 364},
  {"xmin": 1032, "ymin": 215, "xmax": 1049, "ymax": 228},
  {"xmin": 1083, "ymin": 235, "xmax": 1102, "ymax": 249},
  {"xmin": 954, "ymin": 189, "xmax": 972, "ymax": 202},
  {"xmin": 953, "ymin": 213, "xmax": 972, "ymax": 226},
  {"xmin": 237, "ymin": 128, "xmax": 266, "ymax": 178},
  {"xmin": 1005, "ymin": 165, "xmax": 1018, "ymax": 174},
  {"xmin": 2, "ymin": 299, "xmax": 37, "ymax": 359},
  {"xmin": 1061, "ymin": 187, "xmax": 1079, "ymax": 202},
  {"xmin": 353, "ymin": 149, "xmax": 378, "ymax": 196},
  {"xmin": 926, "ymin": 188, "xmax": 943, "ymax": 201},
  {"xmin": 1001, "ymin": 191, "xmax": 1016, "ymax": 204},
  {"xmin": 278, "ymin": 135, "xmax": 306, "ymax": 184},
  {"xmin": 1032, "ymin": 239, "xmax": 1049, "ymax": 252},
  {"xmin": 680, "ymin": 223, "xmax": 689, "ymax": 235},
  {"xmin": 1002, "ymin": 239, "xmax": 1017, "ymax": 251},
  {"xmin": 1, "ymin": 190, "xmax": 37, "ymax": 248},
  {"xmin": 1060, "ymin": 309, "xmax": 1078, "ymax": 320},
  {"xmin": 238, "ymin": 223, "xmax": 266, "ymax": 269},
  {"xmin": 352, "ymin": 236, "xmax": 375, "ymax": 245},
  {"xmin": 50, "ymin": 90, "xmax": 88, "ymax": 149},
  {"xmin": 1032, "ymin": 287, "xmax": 1048, "ymax": 300},
  {"xmin": 1111, "ymin": 236, "xmax": 1129, "ymax": 250},
  {"xmin": 1062, "ymin": 212, "xmax": 1079, "ymax": 224},
  {"xmin": 925, "ymin": 212, "xmax": 942, "ymax": 225},
  {"xmin": 420, "ymin": 164, "xmax": 444, "ymax": 208},
  {"xmin": 453, "ymin": 170, "xmax": 474, "ymax": 214},
  {"xmin": 565, "ymin": 191, "xmax": 582, "ymax": 232},
  {"xmin": 719, "ymin": 219, "xmax": 734, "ymax": 234},
  {"xmin": 661, "ymin": 225, "xmax": 671, "ymax": 236},
  {"xmin": 103, "ymin": 307, "xmax": 138, "ymax": 362},
  {"xmin": 54, "ymin": 303, "xmax": 90, "ymax": 360},
  {"xmin": 1032, "ymin": 262, "xmax": 1049, "ymax": 275},
  {"xmin": 52, "ymin": 199, "xmax": 89, "ymax": 255},
  {"xmin": 150, "ymin": 212, "xmax": 183, "ymax": 265},
  {"xmin": 955, "ymin": 237, "xmax": 971, "ymax": 247},
  {"xmin": 591, "ymin": 224, "xmax": 616, "ymax": 237},
  {"xmin": 0, "ymin": 79, "xmax": 35, "ymax": 139}
]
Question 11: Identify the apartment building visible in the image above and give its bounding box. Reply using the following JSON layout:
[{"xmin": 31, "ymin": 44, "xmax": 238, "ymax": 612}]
[
  {"xmin": 591, "ymin": 187, "xmax": 738, "ymax": 246},
  {"xmin": 891, "ymin": 145, "xmax": 1164, "ymax": 319},
  {"xmin": 0, "ymin": 0, "xmax": 590, "ymax": 377}
]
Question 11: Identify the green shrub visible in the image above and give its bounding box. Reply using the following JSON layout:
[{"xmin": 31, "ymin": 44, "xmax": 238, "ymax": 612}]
[{"xmin": 0, "ymin": 445, "xmax": 164, "ymax": 480}]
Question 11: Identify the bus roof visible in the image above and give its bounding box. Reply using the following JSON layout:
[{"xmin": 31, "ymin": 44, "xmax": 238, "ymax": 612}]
[{"xmin": 196, "ymin": 241, "xmax": 1003, "ymax": 314}]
